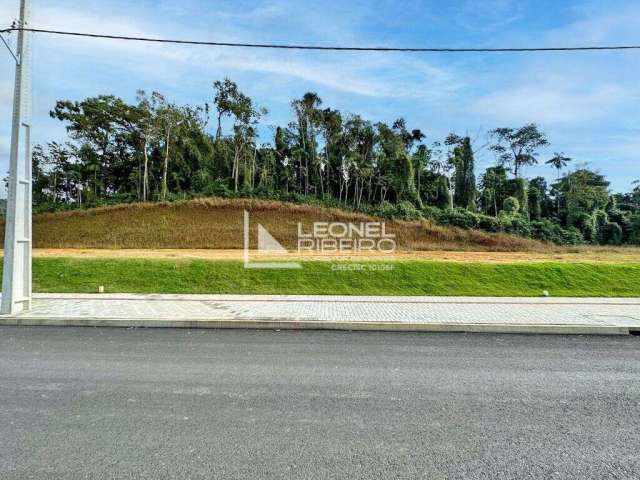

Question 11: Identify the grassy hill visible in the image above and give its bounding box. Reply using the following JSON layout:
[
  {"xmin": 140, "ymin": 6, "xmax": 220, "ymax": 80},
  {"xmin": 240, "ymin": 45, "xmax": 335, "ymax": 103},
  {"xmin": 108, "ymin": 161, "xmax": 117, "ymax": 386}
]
[
  {"xmin": 23, "ymin": 197, "xmax": 545, "ymax": 251},
  {"xmin": 2, "ymin": 198, "xmax": 639, "ymax": 296}
]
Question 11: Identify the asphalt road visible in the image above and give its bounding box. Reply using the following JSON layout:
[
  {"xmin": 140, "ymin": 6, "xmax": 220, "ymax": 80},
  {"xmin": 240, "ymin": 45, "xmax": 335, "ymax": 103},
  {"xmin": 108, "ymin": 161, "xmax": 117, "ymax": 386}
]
[{"xmin": 1, "ymin": 328, "xmax": 639, "ymax": 479}]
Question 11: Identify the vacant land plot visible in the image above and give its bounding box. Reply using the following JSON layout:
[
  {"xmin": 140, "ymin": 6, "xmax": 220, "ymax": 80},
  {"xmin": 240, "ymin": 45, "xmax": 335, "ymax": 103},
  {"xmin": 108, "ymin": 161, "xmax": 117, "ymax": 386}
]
[
  {"xmin": 27, "ymin": 247, "xmax": 640, "ymax": 264},
  {"xmin": 5, "ymin": 199, "xmax": 638, "ymax": 297},
  {"xmin": 22, "ymin": 198, "xmax": 544, "ymax": 251},
  {"xmin": 20, "ymin": 257, "xmax": 640, "ymax": 297}
]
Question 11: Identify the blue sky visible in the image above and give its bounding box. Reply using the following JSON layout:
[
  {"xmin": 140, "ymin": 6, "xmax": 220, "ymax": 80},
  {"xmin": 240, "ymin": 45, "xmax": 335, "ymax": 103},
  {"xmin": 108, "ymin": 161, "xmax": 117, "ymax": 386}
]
[{"xmin": 1, "ymin": 0, "xmax": 639, "ymax": 193}]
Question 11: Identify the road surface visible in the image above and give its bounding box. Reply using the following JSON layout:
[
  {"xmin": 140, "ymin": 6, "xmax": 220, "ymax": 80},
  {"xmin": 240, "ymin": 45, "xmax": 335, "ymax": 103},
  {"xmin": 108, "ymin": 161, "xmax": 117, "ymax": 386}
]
[{"xmin": 1, "ymin": 327, "xmax": 639, "ymax": 479}]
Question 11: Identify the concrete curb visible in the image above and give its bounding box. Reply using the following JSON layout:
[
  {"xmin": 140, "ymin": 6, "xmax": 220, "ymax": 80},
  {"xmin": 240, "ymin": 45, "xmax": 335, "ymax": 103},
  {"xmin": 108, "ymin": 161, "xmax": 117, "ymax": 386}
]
[{"xmin": 0, "ymin": 316, "xmax": 634, "ymax": 335}]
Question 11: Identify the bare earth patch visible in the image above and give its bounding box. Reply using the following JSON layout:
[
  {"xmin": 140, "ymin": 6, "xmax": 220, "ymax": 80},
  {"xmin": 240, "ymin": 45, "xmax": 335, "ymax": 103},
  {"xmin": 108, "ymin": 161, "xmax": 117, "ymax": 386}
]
[{"xmin": 27, "ymin": 248, "xmax": 640, "ymax": 264}]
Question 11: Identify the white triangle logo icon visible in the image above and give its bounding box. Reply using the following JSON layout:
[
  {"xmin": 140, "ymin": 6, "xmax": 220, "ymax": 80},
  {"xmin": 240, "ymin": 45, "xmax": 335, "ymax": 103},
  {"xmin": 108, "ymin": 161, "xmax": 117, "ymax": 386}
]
[{"xmin": 258, "ymin": 224, "xmax": 288, "ymax": 253}]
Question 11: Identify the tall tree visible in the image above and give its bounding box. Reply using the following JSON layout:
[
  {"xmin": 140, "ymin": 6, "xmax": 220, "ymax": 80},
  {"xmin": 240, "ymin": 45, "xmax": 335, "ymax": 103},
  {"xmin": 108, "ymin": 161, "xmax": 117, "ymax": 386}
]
[
  {"xmin": 546, "ymin": 153, "xmax": 572, "ymax": 216},
  {"xmin": 546, "ymin": 152, "xmax": 572, "ymax": 179},
  {"xmin": 447, "ymin": 134, "xmax": 476, "ymax": 211},
  {"xmin": 291, "ymin": 92, "xmax": 322, "ymax": 196},
  {"xmin": 480, "ymin": 166, "xmax": 508, "ymax": 216},
  {"xmin": 555, "ymin": 169, "xmax": 610, "ymax": 228},
  {"xmin": 213, "ymin": 78, "xmax": 242, "ymax": 140},
  {"xmin": 490, "ymin": 124, "xmax": 548, "ymax": 178}
]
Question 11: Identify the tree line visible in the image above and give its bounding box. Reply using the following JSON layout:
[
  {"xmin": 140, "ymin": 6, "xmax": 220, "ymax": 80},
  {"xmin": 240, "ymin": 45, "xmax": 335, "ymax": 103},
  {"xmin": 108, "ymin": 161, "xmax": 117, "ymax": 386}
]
[{"xmin": 30, "ymin": 78, "xmax": 640, "ymax": 245}]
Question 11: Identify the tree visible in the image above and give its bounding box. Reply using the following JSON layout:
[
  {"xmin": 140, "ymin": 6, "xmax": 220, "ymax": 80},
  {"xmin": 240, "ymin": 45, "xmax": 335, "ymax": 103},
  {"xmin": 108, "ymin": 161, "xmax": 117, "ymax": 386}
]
[
  {"xmin": 50, "ymin": 94, "xmax": 140, "ymax": 201},
  {"xmin": 157, "ymin": 103, "xmax": 184, "ymax": 200},
  {"xmin": 32, "ymin": 145, "xmax": 51, "ymax": 204},
  {"xmin": 213, "ymin": 78, "xmax": 242, "ymax": 140},
  {"xmin": 135, "ymin": 91, "xmax": 164, "ymax": 201},
  {"xmin": 34, "ymin": 78, "xmax": 640, "ymax": 247},
  {"xmin": 291, "ymin": 92, "xmax": 322, "ymax": 196},
  {"xmin": 503, "ymin": 196, "xmax": 520, "ymax": 215},
  {"xmin": 412, "ymin": 144, "xmax": 431, "ymax": 205},
  {"xmin": 489, "ymin": 124, "xmax": 548, "ymax": 178},
  {"xmin": 319, "ymin": 108, "xmax": 343, "ymax": 197},
  {"xmin": 546, "ymin": 152, "xmax": 572, "ymax": 179},
  {"xmin": 555, "ymin": 169, "xmax": 610, "ymax": 229},
  {"xmin": 479, "ymin": 166, "xmax": 508, "ymax": 216},
  {"xmin": 546, "ymin": 152, "xmax": 572, "ymax": 216},
  {"xmin": 528, "ymin": 177, "xmax": 548, "ymax": 220},
  {"xmin": 447, "ymin": 135, "xmax": 476, "ymax": 211}
]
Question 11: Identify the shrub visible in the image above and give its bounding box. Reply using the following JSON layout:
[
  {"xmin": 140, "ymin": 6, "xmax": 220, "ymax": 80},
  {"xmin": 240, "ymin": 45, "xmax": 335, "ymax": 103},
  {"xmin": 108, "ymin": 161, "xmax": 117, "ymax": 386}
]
[
  {"xmin": 421, "ymin": 205, "xmax": 442, "ymax": 222},
  {"xmin": 376, "ymin": 201, "xmax": 397, "ymax": 219},
  {"xmin": 439, "ymin": 208, "xmax": 479, "ymax": 229},
  {"xmin": 499, "ymin": 213, "xmax": 531, "ymax": 237},
  {"xmin": 530, "ymin": 219, "xmax": 583, "ymax": 245},
  {"xmin": 561, "ymin": 227, "xmax": 585, "ymax": 245},
  {"xmin": 477, "ymin": 214, "xmax": 502, "ymax": 232},
  {"xmin": 574, "ymin": 212, "xmax": 597, "ymax": 243},
  {"xmin": 628, "ymin": 213, "xmax": 640, "ymax": 245},
  {"xmin": 503, "ymin": 197, "xmax": 520, "ymax": 214},
  {"xmin": 593, "ymin": 209, "xmax": 608, "ymax": 244},
  {"xmin": 531, "ymin": 219, "xmax": 563, "ymax": 244},
  {"xmin": 200, "ymin": 179, "xmax": 233, "ymax": 197},
  {"xmin": 394, "ymin": 201, "xmax": 423, "ymax": 220},
  {"xmin": 601, "ymin": 222, "xmax": 623, "ymax": 245},
  {"xmin": 506, "ymin": 178, "xmax": 529, "ymax": 214}
]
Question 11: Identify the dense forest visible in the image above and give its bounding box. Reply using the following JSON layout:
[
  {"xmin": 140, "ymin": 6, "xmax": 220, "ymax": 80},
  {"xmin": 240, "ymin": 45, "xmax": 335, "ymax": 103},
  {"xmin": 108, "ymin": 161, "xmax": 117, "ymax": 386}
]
[{"xmin": 30, "ymin": 78, "xmax": 640, "ymax": 246}]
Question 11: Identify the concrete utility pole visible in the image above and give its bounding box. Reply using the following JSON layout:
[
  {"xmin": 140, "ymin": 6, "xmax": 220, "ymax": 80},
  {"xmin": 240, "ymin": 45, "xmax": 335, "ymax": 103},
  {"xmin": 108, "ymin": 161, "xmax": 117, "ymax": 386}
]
[{"xmin": 2, "ymin": 0, "xmax": 32, "ymax": 314}]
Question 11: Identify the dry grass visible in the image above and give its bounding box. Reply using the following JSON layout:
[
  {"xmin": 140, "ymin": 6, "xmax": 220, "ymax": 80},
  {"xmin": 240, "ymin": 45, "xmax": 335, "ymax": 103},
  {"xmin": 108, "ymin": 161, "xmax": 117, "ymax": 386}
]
[
  {"xmin": 26, "ymin": 248, "xmax": 640, "ymax": 263},
  {"xmin": 17, "ymin": 198, "xmax": 552, "ymax": 252}
]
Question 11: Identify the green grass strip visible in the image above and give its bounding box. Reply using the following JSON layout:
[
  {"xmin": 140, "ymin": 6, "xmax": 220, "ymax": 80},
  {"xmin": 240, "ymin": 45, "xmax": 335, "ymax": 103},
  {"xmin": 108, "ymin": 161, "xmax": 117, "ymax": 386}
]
[{"xmin": 15, "ymin": 257, "xmax": 640, "ymax": 297}]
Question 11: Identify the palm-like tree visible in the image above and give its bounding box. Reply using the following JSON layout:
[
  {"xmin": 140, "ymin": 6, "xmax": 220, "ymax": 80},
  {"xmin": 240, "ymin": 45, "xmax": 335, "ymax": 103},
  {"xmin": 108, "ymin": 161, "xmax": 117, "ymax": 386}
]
[
  {"xmin": 546, "ymin": 152, "xmax": 572, "ymax": 179},
  {"xmin": 546, "ymin": 153, "xmax": 572, "ymax": 216}
]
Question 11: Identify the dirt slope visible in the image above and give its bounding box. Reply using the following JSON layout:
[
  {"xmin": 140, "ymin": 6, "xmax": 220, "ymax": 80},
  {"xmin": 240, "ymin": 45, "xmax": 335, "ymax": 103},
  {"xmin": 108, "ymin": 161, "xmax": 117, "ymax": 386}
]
[{"xmin": 23, "ymin": 198, "xmax": 546, "ymax": 251}]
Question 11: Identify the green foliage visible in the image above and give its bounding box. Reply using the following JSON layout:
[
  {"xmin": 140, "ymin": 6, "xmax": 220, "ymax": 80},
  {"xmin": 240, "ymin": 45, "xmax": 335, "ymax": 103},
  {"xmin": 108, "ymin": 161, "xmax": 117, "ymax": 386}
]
[
  {"xmin": 433, "ymin": 175, "xmax": 452, "ymax": 209},
  {"xmin": 527, "ymin": 180, "xmax": 545, "ymax": 220},
  {"xmin": 628, "ymin": 213, "xmax": 640, "ymax": 245},
  {"xmin": 27, "ymin": 82, "xmax": 640, "ymax": 247},
  {"xmin": 593, "ymin": 209, "xmax": 609, "ymax": 243},
  {"xmin": 450, "ymin": 136, "xmax": 476, "ymax": 211},
  {"xmin": 573, "ymin": 212, "xmax": 597, "ymax": 243},
  {"xmin": 489, "ymin": 124, "xmax": 548, "ymax": 178},
  {"xmin": 506, "ymin": 178, "xmax": 529, "ymax": 214},
  {"xmin": 479, "ymin": 166, "xmax": 508, "ymax": 216},
  {"xmin": 421, "ymin": 205, "xmax": 442, "ymax": 222},
  {"xmin": 476, "ymin": 214, "xmax": 502, "ymax": 233},
  {"xmin": 394, "ymin": 201, "xmax": 423, "ymax": 220},
  {"xmin": 438, "ymin": 208, "xmax": 480, "ymax": 229},
  {"xmin": 499, "ymin": 213, "xmax": 532, "ymax": 237},
  {"xmin": 601, "ymin": 222, "xmax": 623, "ymax": 245},
  {"xmin": 503, "ymin": 196, "xmax": 520, "ymax": 214},
  {"xmin": 557, "ymin": 169, "xmax": 610, "ymax": 228},
  {"xmin": 29, "ymin": 258, "xmax": 640, "ymax": 297}
]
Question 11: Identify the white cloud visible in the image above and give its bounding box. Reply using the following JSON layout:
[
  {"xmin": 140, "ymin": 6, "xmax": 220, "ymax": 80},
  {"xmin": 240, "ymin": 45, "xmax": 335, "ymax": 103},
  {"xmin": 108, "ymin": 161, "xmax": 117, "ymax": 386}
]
[
  {"xmin": 16, "ymin": 3, "xmax": 462, "ymax": 100},
  {"xmin": 544, "ymin": 3, "xmax": 640, "ymax": 45},
  {"xmin": 468, "ymin": 3, "xmax": 640, "ymax": 126},
  {"xmin": 471, "ymin": 83, "xmax": 630, "ymax": 124},
  {"xmin": 1, "ymin": 0, "xmax": 638, "ymax": 194},
  {"xmin": 457, "ymin": 0, "xmax": 523, "ymax": 32}
]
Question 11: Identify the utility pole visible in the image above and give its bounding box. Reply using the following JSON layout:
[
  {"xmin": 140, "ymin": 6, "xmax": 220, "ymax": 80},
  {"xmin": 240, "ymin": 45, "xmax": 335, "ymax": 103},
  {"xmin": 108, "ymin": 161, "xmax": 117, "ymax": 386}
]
[{"xmin": 2, "ymin": 0, "xmax": 32, "ymax": 314}]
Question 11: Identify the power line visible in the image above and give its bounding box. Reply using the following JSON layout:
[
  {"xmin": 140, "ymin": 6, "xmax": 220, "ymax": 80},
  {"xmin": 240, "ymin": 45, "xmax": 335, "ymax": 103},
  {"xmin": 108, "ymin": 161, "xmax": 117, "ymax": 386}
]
[{"xmin": 1, "ymin": 27, "xmax": 640, "ymax": 53}]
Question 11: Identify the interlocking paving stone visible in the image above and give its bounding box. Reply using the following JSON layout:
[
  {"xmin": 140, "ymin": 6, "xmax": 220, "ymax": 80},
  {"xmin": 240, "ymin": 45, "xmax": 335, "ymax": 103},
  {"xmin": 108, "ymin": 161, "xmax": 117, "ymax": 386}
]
[{"xmin": 3, "ymin": 294, "xmax": 639, "ymax": 329}]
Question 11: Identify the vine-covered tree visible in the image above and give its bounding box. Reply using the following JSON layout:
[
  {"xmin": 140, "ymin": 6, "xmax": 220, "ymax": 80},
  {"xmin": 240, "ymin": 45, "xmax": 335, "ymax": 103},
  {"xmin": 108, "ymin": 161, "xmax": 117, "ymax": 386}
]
[{"xmin": 26, "ymin": 80, "xmax": 640, "ymax": 246}]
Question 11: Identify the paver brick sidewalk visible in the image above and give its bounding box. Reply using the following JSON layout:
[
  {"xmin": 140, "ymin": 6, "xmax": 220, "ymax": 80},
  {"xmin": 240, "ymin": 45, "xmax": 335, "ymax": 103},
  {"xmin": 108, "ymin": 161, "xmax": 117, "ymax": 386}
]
[{"xmin": 2, "ymin": 293, "xmax": 640, "ymax": 335}]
